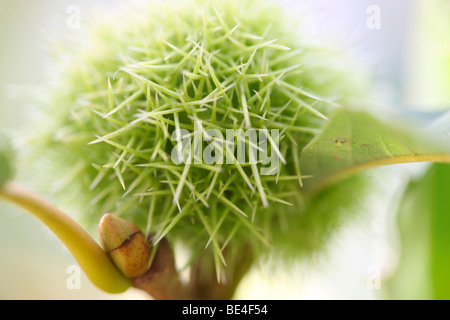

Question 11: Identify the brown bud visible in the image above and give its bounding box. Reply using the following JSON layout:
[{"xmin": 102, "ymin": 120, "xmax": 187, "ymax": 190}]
[{"xmin": 98, "ymin": 213, "xmax": 151, "ymax": 278}]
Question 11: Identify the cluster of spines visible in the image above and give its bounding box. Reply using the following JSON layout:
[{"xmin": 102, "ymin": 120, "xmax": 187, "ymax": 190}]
[{"xmin": 39, "ymin": 1, "xmax": 342, "ymax": 278}]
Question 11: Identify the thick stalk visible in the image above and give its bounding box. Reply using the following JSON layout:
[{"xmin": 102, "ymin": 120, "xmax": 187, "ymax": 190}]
[
  {"xmin": 0, "ymin": 182, "xmax": 132, "ymax": 293},
  {"xmin": 189, "ymin": 245, "xmax": 255, "ymax": 300},
  {"xmin": 133, "ymin": 238, "xmax": 255, "ymax": 300},
  {"xmin": 132, "ymin": 236, "xmax": 191, "ymax": 299}
]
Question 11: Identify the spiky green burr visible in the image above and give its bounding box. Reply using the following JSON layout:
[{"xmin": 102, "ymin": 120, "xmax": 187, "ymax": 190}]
[{"xmin": 26, "ymin": 0, "xmax": 368, "ymax": 280}]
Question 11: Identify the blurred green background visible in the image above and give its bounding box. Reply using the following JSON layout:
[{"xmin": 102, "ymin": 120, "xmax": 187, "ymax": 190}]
[{"xmin": 0, "ymin": 0, "xmax": 448, "ymax": 299}]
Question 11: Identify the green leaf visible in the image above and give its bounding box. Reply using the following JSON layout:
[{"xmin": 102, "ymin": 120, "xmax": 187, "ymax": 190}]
[
  {"xmin": 0, "ymin": 137, "xmax": 14, "ymax": 188},
  {"xmin": 430, "ymin": 164, "xmax": 450, "ymax": 299},
  {"xmin": 383, "ymin": 163, "xmax": 450, "ymax": 299},
  {"xmin": 300, "ymin": 109, "xmax": 450, "ymax": 192}
]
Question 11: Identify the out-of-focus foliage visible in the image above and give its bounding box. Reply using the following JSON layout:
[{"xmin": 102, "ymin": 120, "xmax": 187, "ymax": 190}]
[
  {"xmin": 405, "ymin": 0, "xmax": 450, "ymax": 107},
  {"xmin": 0, "ymin": 137, "xmax": 13, "ymax": 188},
  {"xmin": 383, "ymin": 0, "xmax": 450, "ymax": 300},
  {"xmin": 384, "ymin": 163, "xmax": 450, "ymax": 299}
]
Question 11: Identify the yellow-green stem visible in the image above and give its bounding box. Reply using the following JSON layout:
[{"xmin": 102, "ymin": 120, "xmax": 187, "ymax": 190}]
[
  {"xmin": 306, "ymin": 154, "xmax": 450, "ymax": 194},
  {"xmin": 0, "ymin": 182, "xmax": 132, "ymax": 293}
]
